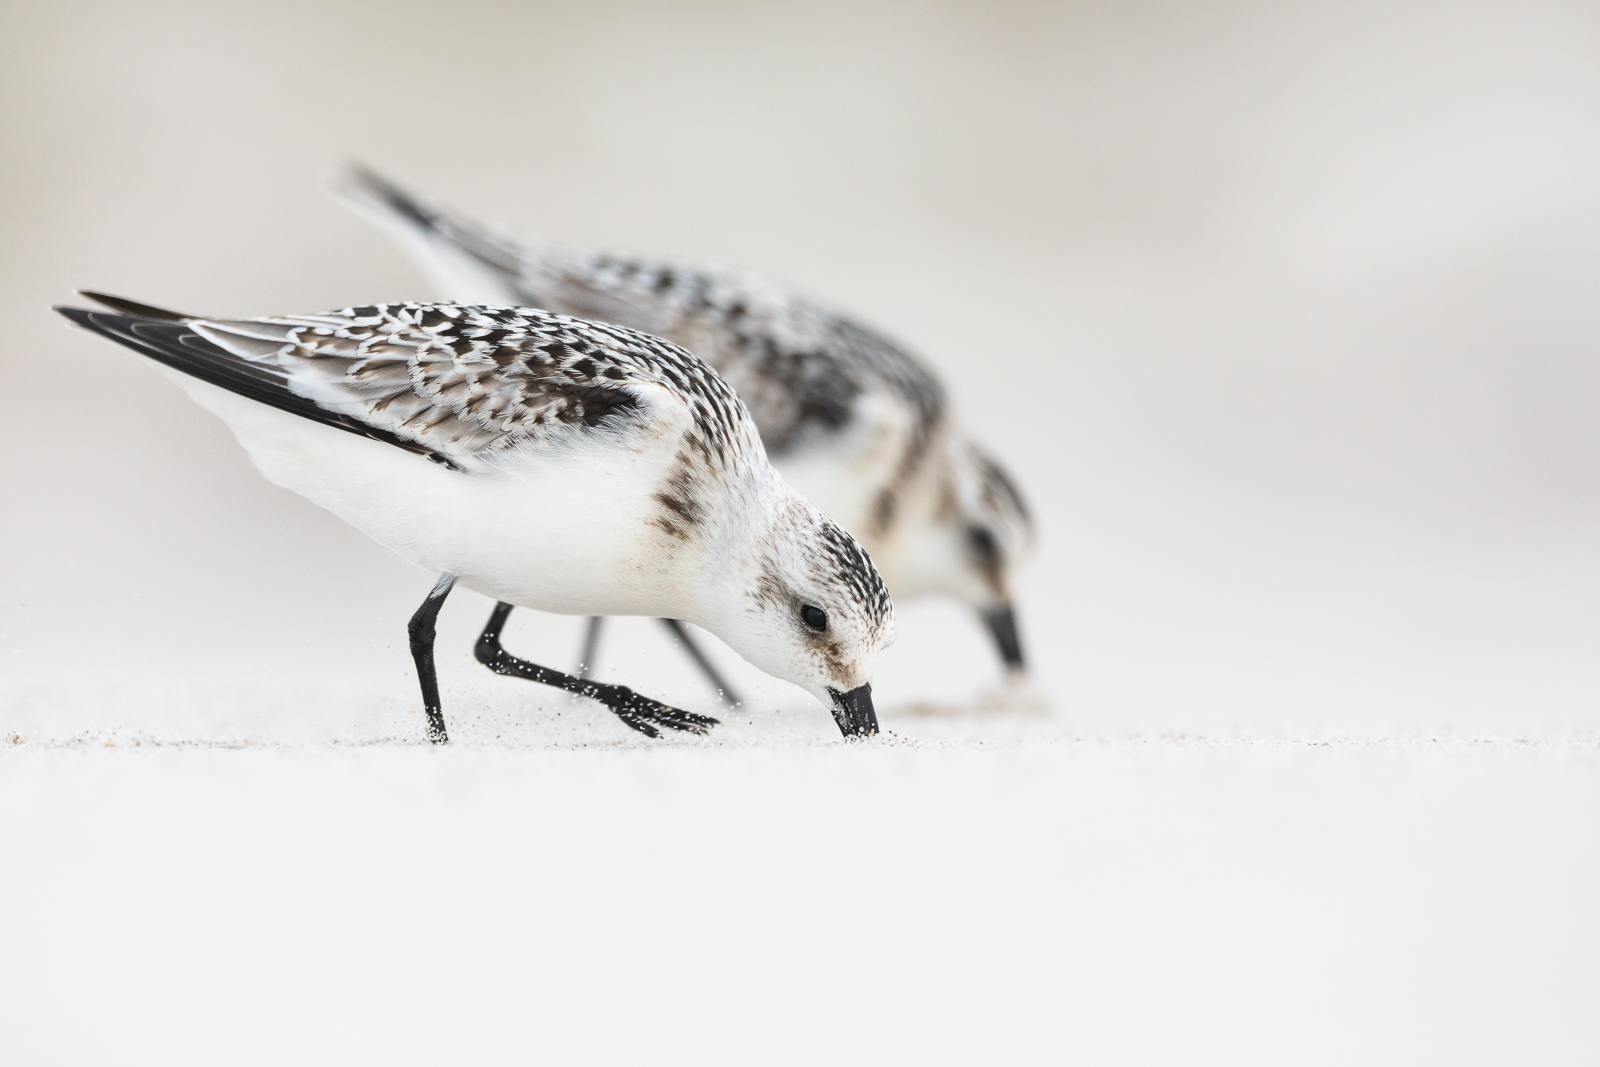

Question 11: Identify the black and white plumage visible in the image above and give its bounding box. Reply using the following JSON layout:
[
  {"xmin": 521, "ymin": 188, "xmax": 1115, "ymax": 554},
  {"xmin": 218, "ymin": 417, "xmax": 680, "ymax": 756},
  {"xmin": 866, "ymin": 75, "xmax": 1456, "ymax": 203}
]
[
  {"xmin": 337, "ymin": 167, "xmax": 1034, "ymax": 671},
  {"xmin": 55, "ymin": 294, "xmax": 894, "ymax": 741}
]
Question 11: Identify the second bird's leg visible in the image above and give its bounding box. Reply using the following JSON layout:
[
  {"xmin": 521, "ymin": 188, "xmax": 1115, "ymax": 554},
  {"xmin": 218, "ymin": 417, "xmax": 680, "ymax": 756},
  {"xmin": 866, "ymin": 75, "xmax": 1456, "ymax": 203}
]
[
  {"xmin": 657, "ymin": 619, "xmax": 743, "ymax": 707},
  {"xmin": 577, "ymin": 616, "xmax": 604, "ymax": 680},
  {"xmin": 475, "ymin": 603, "xmax": 719, "ymax": 738},
  {"xmin": 577, "ymin": 613, "xmax": 742, "ymax": 707}
]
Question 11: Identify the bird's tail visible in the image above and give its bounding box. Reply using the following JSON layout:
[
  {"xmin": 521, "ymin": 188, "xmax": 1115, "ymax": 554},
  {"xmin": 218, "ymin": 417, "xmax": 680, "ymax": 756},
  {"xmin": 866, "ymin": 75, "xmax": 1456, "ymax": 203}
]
[{"xmin": 330, "ymin": 163, "xmax": 531, "ymax": 306}]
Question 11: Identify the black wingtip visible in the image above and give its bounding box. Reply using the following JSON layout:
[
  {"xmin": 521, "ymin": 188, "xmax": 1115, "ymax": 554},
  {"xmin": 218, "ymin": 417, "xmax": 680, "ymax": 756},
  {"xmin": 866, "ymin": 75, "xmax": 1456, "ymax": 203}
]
[
  {"xmin": 335, "ymin": 161, "xmax": 440, "ymax": 234},
  {"xmin": 54, "ymin": 304, "xmax": 93, "ymax": 327},
  {"xmin": 76, "ymin": 291, "xmax": 193, "ymax": 321},
  {"xmin": 342, "ymin": 159, "xmax": 392, "ymax": 191}
]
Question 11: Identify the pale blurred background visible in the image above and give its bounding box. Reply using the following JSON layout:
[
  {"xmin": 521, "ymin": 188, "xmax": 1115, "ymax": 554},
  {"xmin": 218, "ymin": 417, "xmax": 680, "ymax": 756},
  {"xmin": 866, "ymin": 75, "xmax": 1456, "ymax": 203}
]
[{"xmin": 5, "ymin": 0, "xmax": 1600, "ymax": 736}]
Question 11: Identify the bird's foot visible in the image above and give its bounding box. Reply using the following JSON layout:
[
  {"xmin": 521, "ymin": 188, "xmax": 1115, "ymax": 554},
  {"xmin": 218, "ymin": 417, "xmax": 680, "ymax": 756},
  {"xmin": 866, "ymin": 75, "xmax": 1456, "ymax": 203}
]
[{"xmin": 586, "ymin": 682, "xmax": 719, "ymax": 738}]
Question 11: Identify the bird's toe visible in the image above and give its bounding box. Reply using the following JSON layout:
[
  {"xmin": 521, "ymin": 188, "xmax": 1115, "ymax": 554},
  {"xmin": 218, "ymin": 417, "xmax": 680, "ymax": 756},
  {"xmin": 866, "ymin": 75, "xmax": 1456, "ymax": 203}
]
[{"xmin": 597, "ymin": 683, "xmax": 719, "ymax": 737}]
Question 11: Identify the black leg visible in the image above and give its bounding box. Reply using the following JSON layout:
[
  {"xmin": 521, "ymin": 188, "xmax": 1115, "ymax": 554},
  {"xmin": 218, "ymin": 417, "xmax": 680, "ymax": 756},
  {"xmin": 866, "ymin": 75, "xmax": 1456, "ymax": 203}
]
[
  {"xmin": 577, "ymin": 616, "xmax": 604, "ymax": 680},
  {"xmin": 475, "ymin": 603, "xmax": 719, "ymax": 739},
  {"xmin": 658, "ymin": 619, "xmax": 743, "ymax": 707},
  {"xmin": 408, "ymin": 573, "xmax": 457, "ymax": 744}
]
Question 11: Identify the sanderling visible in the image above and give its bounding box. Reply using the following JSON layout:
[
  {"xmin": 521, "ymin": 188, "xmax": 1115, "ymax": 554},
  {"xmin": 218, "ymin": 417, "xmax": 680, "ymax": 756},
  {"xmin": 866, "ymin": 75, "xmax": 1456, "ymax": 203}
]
[
  {"xmin": 336, "ymin": 167, "xmax": 1034, "ymax": 694},
  {"xmin": 55, "ymin": 294, "xmax": 894, "ymax": 742}
]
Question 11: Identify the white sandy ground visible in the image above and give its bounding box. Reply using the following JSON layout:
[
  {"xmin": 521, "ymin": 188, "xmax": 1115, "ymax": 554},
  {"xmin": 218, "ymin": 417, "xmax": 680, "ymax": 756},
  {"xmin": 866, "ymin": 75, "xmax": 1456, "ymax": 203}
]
[{"xmin": 3, "ymin": 680, "xmax": 1597, "ymax": 1066}]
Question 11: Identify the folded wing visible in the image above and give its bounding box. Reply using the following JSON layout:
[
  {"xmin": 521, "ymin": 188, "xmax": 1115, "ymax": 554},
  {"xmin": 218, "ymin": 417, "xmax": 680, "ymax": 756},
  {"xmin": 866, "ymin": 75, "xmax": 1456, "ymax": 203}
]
[{"xmin": 55, "ymin": 297, "xmax": 741, "ymax": 472}]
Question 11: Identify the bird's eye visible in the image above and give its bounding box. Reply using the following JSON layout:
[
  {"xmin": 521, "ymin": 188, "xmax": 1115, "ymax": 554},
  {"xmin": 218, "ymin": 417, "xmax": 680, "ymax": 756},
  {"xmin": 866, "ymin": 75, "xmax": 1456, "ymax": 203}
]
[
  {"xmin": 800, "ymin": 604, "xmax": 828, "ymax": 632},
  {"xmin": 968, "ymin": 526, "xmax": 998, "ymax": 562}
]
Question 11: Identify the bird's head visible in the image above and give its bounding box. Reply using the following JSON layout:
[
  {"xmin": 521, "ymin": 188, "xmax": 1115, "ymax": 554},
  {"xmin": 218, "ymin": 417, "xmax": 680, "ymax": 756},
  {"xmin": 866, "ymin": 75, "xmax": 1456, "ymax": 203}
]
[
  {"xmin": 894, "ymin": 437, "xmax": 1034, "ymax": 672},
  {"xmin": 694, "ymin": 488, "xmax": 895, "ymax": 737}
]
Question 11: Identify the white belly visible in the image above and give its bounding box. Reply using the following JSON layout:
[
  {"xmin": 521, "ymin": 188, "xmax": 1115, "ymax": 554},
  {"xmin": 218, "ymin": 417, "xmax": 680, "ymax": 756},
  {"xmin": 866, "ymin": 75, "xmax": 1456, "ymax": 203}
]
[{"xmin": 169, "ymin": 372, "xmax": 687, "ymax": 617}]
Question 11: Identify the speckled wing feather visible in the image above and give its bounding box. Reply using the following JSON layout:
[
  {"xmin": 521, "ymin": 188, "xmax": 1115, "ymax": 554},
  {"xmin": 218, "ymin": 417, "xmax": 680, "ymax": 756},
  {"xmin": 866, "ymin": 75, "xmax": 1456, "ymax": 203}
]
[
  {"xmin": 520, "ymin": 254, "xmax": 949, "ymax": 458},
  {"xmin": 58, "ymin": 297, "xmax": 756, "ymax": 474},
  {"xmin": 337, "ymin": 168, "xmax": 947, "ymax": 457}
]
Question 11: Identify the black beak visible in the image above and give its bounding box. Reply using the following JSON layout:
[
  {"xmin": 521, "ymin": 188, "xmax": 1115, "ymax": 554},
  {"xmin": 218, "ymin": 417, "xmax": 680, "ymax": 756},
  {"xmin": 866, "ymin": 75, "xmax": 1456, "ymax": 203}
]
[
  {"xmin": 826, "ymin": 683, "xmax": 879, "ymax": 738},
  {"xmin": 982, "ymin": 603, "xmax": 1026, "ymax": 672}
]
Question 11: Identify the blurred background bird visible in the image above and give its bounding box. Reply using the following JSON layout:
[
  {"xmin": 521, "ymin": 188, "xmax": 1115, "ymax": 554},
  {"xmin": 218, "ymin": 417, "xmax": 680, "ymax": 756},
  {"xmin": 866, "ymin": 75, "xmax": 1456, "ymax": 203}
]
[{"xmin": 333, "ymin": 165, "xmax": 1035, "ymax": 688}]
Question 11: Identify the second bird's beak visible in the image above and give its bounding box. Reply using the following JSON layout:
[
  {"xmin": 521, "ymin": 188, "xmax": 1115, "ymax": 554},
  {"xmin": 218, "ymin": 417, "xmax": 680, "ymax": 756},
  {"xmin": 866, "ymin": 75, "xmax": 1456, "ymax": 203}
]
[
  {"xmin": 827, "ymin": 683, "xmax": 879, "ymax": 738},
  {"xmin": 982, "ymin": 603, "xmax": 1026, "ymax": 672}
]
